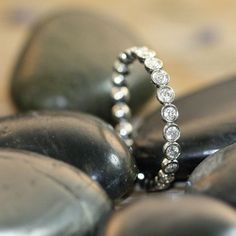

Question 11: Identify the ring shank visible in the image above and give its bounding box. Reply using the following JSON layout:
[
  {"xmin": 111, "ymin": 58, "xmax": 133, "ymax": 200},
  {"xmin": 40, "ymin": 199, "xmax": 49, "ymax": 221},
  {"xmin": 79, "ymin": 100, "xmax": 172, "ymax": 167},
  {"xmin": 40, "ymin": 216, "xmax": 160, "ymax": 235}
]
[{"xmin": 111, "ymin": 46, "xmax": 181, "ymax": 191}]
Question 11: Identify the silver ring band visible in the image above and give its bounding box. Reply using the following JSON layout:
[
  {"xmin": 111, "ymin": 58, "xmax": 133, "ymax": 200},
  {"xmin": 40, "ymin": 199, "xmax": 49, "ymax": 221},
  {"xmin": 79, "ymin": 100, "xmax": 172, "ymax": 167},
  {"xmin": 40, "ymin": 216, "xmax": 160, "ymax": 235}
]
[{"xmin": 111, "ymin": 46, "xmax": 181, "ymax": 190}]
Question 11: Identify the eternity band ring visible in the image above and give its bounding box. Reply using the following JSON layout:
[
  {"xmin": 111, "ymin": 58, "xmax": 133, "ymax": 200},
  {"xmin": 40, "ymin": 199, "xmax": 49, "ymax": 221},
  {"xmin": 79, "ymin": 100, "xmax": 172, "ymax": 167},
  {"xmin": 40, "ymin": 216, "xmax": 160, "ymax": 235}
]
[{"xmin": 111, "ymin": 46, "xmax": 181, "ymax": 190}]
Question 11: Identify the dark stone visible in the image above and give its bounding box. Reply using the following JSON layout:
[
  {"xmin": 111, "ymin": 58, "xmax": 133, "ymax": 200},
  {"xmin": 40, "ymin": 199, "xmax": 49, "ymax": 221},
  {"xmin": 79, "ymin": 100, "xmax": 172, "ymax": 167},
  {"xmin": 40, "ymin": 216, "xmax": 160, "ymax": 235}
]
[
  {"xmin": 0, "ymin": 111, "xmax": 137, "ymax": 200},
  {"xmin": 0, "ymin": 149, "xmax": 111, "ymax": 236},
  {"xmin": 11, "ymin": 11, "xmax": 154, "ymax": 123},
  {"xmin": 134, "ymin": 77, "xmax": 236, "ymax": 182},
  {"xmin": 186, "ymin": 143, "xmax": 236, "ymax": 207},
  {"xmin": 102, "ymin": 196, "xmax": 236, "ymax": 236}
]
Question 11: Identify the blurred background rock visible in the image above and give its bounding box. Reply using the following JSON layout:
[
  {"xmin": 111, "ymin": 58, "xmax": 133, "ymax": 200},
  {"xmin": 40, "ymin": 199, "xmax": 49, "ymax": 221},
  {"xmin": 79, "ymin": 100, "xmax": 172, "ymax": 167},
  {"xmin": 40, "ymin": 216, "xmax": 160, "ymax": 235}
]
[{"xmin": 0, "ymin": 0, "xmax": 236, "ymax": 116}]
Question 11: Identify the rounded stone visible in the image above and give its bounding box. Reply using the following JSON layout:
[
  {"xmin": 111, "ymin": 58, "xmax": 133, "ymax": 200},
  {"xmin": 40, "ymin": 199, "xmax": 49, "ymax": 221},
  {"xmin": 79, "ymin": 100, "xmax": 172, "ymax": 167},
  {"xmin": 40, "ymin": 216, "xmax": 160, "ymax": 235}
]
[
  {"xmin": 103, "ymin": 196, "xmax": 236, "ymax": 236},
  {"xmin": 187, "ymin": 143, "xmax": 236, "ymax": 207},
  {"xmin": 11, "ymin": 11, "xmax": 155, "ymax": 123},
  {"xmin": 0, "ymin": 149, "xmax": 111, "ymax": 236},
  {"xmin": 0, "ymin": 111, "xmax": 137, "ymax": 200}
]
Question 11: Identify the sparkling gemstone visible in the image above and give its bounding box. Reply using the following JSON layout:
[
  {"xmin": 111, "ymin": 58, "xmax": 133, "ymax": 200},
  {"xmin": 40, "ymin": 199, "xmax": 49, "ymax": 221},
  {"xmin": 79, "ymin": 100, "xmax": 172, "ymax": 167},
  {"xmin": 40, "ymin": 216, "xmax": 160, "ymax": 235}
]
[
  {"xmin": 163, "ymin": 124, "xmax": 180, "ymax": 142},
  {"xmin": 157, "ymin": 86, "xmax": 175, "ymax": 103},
  {"xmin": 111, "ymin": 86, "xmax": 130, "ymax": 102},
  {"xmin": 134, "ymin": 47, "xmax": 156, "ymax": 59},
  {"xmin": 137, "ymin": 172, "xmax": 145, "ymax": 180},
  {"xmin": 151, "ymin": 70, "xmax": 170, "ymax": 86},
  {"xmin": 115, "ymin": 121, "xmax": 133, "ymax": 138},
  {"xmin": 155, "ymin": 181, "xmax": 168, "ymax": 190},
  {"xmin": 158, "ymin": 170, "xmax": 175, "ymax": 184},
  {"xmin": 164, "ymin": 142, "xmax": 181, "ymax": 160},
  {"xmin": 112, "ymin": 103, "xmax": 131, "ymax": 120},
  {"xmin": 113, "ymin": 60, "xmax": 129, "ymax": 74},
  {"xmin": 144, "ymin": 57, "xmax": 163, "ymax": 71},
  {"xmin": 164, "ymin": 162, "xmax": 178, "ymax": 173},
  {"xmin": 112, "ymin": 73, "xmax": 126, "ymax": 86},
  {"xmin": 161, "ymin": 104, "xmax": 179, "ymax": 122},
  {"xmin": 118, "ymin": 51, "xmax": 134, "ymax": 64},
  {"xmin": 124, "ymin": 138, "xmax": 134, "ymax": 147},
  {"xmin": 162, "ymin": 159, "xmax": 179, "ymax": 174}
]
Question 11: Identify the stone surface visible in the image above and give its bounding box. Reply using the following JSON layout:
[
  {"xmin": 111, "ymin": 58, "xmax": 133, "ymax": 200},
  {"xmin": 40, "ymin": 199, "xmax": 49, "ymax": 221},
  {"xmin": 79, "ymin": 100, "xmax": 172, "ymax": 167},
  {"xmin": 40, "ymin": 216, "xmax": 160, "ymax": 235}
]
[
  {"xmin": 134, "ymin": 77, "xmax": 236, "ymax": 182},
  {"xmin": 187, "ymin": 143, "xmax": 236, "ymax": 207},
  {"xmin": 0, "ymin": 149, "xmax": 111, "ymax": 236},
  {"xmin": 102, "ymin": 196, "xmax": 236, "ymax": 236},
  {"xmin": 11, "ymin": 11, "xmax": 155, "ymax": 123},
  {"xmin": 0, "ymin": 111, "xmax": 137, "ymax": 200}
]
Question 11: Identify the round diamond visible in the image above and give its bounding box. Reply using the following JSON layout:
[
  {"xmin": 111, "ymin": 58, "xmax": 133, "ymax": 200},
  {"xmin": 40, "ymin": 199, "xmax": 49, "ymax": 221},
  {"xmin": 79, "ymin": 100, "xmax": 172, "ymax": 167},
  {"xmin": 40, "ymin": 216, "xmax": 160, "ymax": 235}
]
[
  {"xmin": 112, "ymin": 103, "xmax": 131, "ymax": 120},
  {"xmin": 112, "ymin": 73, "xmax": 126, "ymax": 86},
  {"xmin": 164, "ymin": 142, "xmax": 181, "ymax": 160},
  {"xmin": 157, "ymin": 86, "xmax": 175, "ymax": 103},
  {"xmin": 144, "ymin": 57, "xmax": 163, "ymax": 71},
  {"xmin": 161, "ymin": 104, "xmax": 179, "ymax": 122},
  {"xmin": 115, "ymin": 121, "xmax": 133, "ymax": 139},
  {"xmin": 124, "ymin": 138, "xmax": 134, "ymax": 147},
  {"xmin": 134, "ymin": 47, "xmax": 156, "ymax": 59},
  {"xmin": 155, "ymin": 181, "xmax": 168, "ymax": 190},
  {"xmin": 164, "ymin": 162, "xmax": 179, "ymax": 173},
  {"xmin": 113, "ymin": 60, "xmax": 129, "ymax": 74},
  {"xmin": 111, "ymin": 86, "xmax": 130, "ymax": 102},
  {"xmin": 118, "ymin": 51, "xmax": 134, "ymax": 64},
  {"xmin": 151, "ymin": 70, "xmax": 170, "ymax": 86},
  {"xmin": 158, "ymin": 170, "xmax": 174, "ymax": 184},
  {"xmin": 163, "ymin": 124, "xmax": 180, "ymax": 142}
]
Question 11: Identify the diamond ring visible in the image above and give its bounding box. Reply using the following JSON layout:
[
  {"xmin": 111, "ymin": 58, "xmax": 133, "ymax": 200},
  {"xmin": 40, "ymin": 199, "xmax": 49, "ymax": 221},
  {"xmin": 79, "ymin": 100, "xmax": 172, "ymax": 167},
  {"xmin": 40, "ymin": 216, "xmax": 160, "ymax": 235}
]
[{"xmin": 111, "ymin": 46, "xmax": 181, "ymax": 191}]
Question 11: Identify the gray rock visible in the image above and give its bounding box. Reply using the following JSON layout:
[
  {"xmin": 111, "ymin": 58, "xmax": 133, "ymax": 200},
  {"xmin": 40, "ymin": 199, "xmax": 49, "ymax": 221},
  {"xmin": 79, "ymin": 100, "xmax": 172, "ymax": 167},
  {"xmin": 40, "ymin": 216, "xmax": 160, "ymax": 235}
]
[
  {"xmin": 0, "ymin": 149, "xmax": 111, "ymax": 236},
  {"xmin": 11, "ymin": 11, "xmax": 154, "ymax": 123},
  {"xmin": 103, "ymin": 195, "xmax": 236, "ymax": 236},
  {"xmin": 186, "ymin": 143, "xmax": 236, "ymax": 207},
  {"xmin": 0, "ymin": 111, "xmax": 137, "ymax": 200}
]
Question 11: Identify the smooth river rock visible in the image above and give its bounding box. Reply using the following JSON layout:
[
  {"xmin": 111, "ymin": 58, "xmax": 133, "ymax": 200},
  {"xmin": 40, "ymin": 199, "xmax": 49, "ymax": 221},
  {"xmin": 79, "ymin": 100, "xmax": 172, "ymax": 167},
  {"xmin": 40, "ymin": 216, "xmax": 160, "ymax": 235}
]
[
  {"xmin": 102, "ymin": 196, "xmax": 236, "ymax": 236},
  {"xmin": 0, "ymin": 149, "xmax": 111, "ymax": 236},
  {"xmin": 134, "ymin": 77, "xmax": 236, "ymax": 182},
  {"xmin": 0, "ymin": 111, "xmax": 137, "ymax": 200},
  {"xmin": 11, "ymin": 10, "xmax": 154, "ymax": 123},
  {"xmin": 187, "ymin": 143, "xmax": 236, "ymax": 207}
]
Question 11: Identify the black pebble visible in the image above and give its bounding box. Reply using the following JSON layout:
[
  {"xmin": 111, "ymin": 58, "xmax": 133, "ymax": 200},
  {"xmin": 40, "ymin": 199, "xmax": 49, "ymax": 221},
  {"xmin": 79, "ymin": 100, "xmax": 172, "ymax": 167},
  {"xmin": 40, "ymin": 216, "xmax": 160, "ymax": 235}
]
[
  {"xmin": 187, "ymin": 143, "xmax": 236, "ymax": 208},
  {"xmin": 0, "ymin": 111, "xmax": 137, "ymax": 200},
  {"xmin": 103, "ymin": 195, "xmax": 236, "ymax": 236},
  {"xmin": 0, "ymin": 149, "xmax": 111, "ymax": 236},
  {"xmin": 11, "ymin": 10, "xmax": 155, "ymax": 123}
]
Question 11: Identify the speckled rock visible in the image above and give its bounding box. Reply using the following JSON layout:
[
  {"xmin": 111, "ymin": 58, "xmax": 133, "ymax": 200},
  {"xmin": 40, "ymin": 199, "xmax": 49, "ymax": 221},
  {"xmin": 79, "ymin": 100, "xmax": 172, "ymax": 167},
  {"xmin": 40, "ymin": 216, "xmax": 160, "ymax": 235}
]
[
  {"xmin": 11, "ymin": 10, "xmax": 154, "ymax": 123},
  {"xmin": 102, "ymin": 196, "xmax": 236, "ymax": 236},
  {"xmin": 0, "ymin": 111, "xmax": 137, "ymax": 200},
  {"xmin": 187, "ymin": 143, "xmax": 236, "ymax": 207},
  {"xmin": 0, "ymin": 149, "xmax": 111, "ymax": 236},
  {"xmin": 134, "ymin": 77, "xmax": 236, "ymax": 182}
]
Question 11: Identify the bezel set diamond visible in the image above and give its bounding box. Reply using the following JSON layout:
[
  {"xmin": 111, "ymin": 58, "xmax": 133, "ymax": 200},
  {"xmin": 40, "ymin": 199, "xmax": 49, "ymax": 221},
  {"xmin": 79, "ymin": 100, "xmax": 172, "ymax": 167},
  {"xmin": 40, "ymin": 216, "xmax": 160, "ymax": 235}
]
[
  {"xmin": 111, "ymin": 46, "xmax": 181, "ymax": 191},
  {"xmin": 157, "ymin": 86, "xmax": 175, "ymax": 104},
  {"xmin": 161, "ymin": 104, "xmax": 179, "ymax": 122},
  {"xmin": 144, "ymin": 57, "xmax": 163, "ymax": 71},
  {"xmin": 163, "ymin": 123, "xmax": 181, "ymax": 142},
  {"xmin": 151, "ymin": 70, "xmax": 170, "ymax": 86}
]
